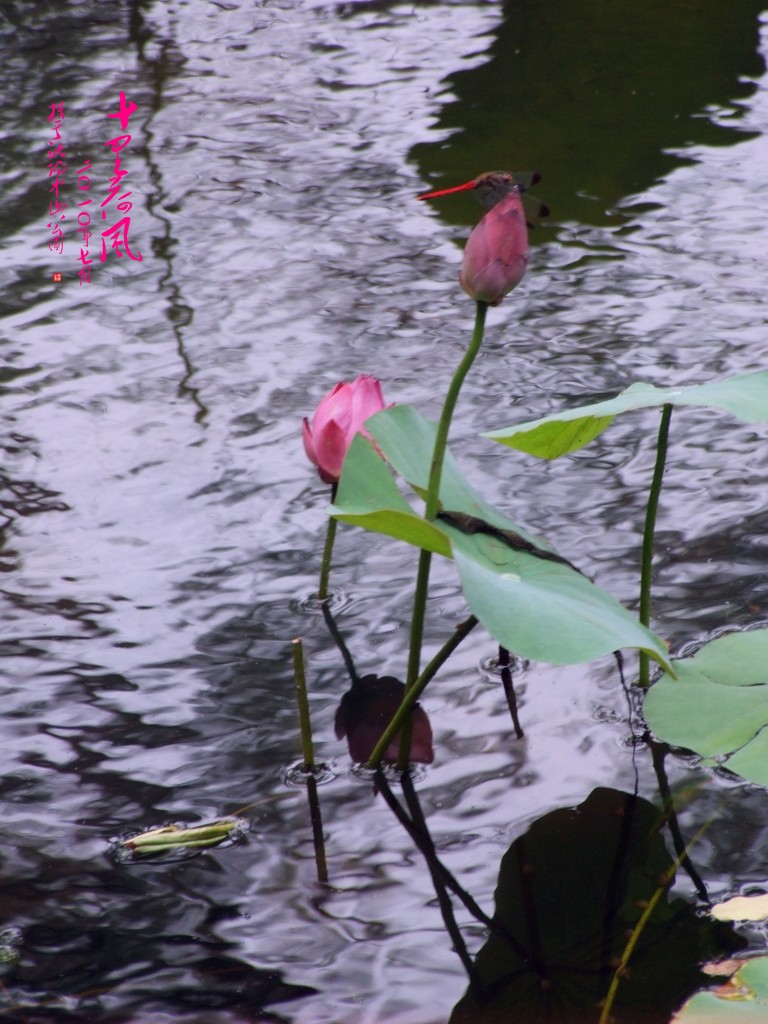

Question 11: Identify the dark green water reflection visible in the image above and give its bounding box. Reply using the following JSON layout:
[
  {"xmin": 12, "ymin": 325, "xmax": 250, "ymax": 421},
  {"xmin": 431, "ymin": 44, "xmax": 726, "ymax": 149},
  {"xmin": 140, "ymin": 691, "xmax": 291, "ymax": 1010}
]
[{"xmin": 412, "ymin": 0, "xmax": 765, "ymax": 227}]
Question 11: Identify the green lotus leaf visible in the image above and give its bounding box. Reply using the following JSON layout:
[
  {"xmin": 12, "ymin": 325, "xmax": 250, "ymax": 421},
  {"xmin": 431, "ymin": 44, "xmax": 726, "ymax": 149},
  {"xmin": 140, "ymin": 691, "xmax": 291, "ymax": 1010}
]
[
  {"xmin": 484, "ymin": 371, "xmax": 768, "ymax": 459},
  {"xmin": 672, "ymin": 956, "xmax": 768, "ymax": 1021},
  {"xmin": 644, "ymin": 629, "xmax": 768, "ymax": 787},
  {"xmin": 332, "ymin": 409, "xmax": 672, "ymax": 669}
]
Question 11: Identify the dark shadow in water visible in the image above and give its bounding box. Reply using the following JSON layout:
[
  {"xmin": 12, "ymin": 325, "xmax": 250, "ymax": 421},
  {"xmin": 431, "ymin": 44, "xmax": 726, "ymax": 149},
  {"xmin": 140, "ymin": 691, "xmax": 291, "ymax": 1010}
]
[
  {"xmin": 0, "ymin": 848, "xmax": 315, "ymax": 1023},
  {"xmin": 411, "ymin": 0, "xmax": 766, "ymax": 228},
  {"xmin": 0, "ymin": 0, "xmax": 208, "ymax": 420},
  {"xmin": 335, "ymin": 673, "xmax": 434, "ymax": 765},
  {"xmin": 126, "ymin": 0, "xmax": 209, "ymax": 423},
  {"xmin": 450, "ymin": 787, "xmax": 745, "ymax": 1022},
  {"xmin": 377, "ymin": 778, "xmax": 746, "ymax": 1023},
  {"xmin": 0, "ymin": 432, "xmax": 70, "ymax": 573}
]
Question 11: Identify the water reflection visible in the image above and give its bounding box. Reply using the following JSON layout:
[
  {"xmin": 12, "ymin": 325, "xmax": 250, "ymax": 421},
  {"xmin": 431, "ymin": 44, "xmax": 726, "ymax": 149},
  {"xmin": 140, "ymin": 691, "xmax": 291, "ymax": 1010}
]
[
  {"xmin": 0, "ymin": 846, "xmax": 315, "ymax": 1023},
  {"xmin": 335, "ymin": 673, "xmax": 434, "ymax": 765},
  {"xmin": 320, "ymin": 600, "xmax": 434, "ymax": 765},
  {"xmin": 412, "ymin": 0, "xmax": 766, "ymax": 227},
  {"xmin": 376, "ymin": 776, "xmax": 745, "ymax": 1023},
  {"xmin": 452, "ymin": 787, "xmax": 743, "ymax": 1022},
  {"xmin": 2, "ymin": 0, "xmax": 768, "ymax": 1020}
]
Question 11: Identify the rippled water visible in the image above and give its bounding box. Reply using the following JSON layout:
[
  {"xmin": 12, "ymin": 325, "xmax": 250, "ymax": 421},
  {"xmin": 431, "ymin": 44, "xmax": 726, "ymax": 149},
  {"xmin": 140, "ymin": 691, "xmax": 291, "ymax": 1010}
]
[{"xmin": 2, "ymin": 1, "xmax": 768, "ymax": 1021}]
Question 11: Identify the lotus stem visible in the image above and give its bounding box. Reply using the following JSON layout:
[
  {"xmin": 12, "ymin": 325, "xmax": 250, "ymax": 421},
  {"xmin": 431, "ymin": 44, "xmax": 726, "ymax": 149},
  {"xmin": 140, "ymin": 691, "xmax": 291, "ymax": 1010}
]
[
  {"xmin": 397, "ymin": 303, "xmax": 488, "ymax": 768},
  {"xmin": 317, "ymin": 482, "xmax": 338, "ymax": 601},
  {"xmin": 597, "ymin": 813, "xmax": 711, "ymax": 1024},
  {"xmin": 425, "ymin": 301, "xmax": 488, "ymax": 522},
  {"xmin": 370, "ymin": 615, "xmax": 478, "ymax": 770},
  {"xmin": 292, "ymin": 638, "xmax": 316, "ymax": 767},
  {"xmin": 397, "ymin": 547, "xmax": 433, "ymax": 769},
  {"xmin": 638, "ymin": 404, "xmax": 672, "ymax": 688},
  {"xmin": 291, "ymin": 639, "xmax": 329, "ymax": 880}
]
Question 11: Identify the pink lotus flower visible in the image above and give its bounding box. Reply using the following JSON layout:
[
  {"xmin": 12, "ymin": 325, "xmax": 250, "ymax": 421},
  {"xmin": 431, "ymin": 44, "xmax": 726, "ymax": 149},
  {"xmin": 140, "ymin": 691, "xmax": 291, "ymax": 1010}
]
[
  {"xmin": 459, "ymin": 188, "xmax": 528, "ymax": 306},
  {"xmin": 302, "ymin": 374, "xmax": 387, "ymax": 484}
]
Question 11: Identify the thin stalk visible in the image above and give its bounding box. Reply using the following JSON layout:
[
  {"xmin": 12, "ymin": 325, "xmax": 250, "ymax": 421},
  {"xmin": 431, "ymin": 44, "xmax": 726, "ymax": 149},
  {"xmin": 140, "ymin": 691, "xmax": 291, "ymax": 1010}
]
[
  {"xmin": 498, "ymin": 646, "xmax": 524, "ymax": 739},
  {"xmin": 424, "ymin": 300, "xmax": 488, "ymax": 522},
  {"xmin": 368, "ymin": 615, "xmax": 478, "ymax": 769},
  {"xmin": 316, "ymin": 482, "xmax": 338, "ymax": 601},
  {"xmin": 638, "ymin": 404, "xmax": 672, "ymax": 688},
  {"xmin": 649, "ymin": 738, "xmax": 708, "ymax": 901},
  {"xmin": 397, "ymin": 302, "xmax": 488, "ymax": 767},
  {"xmin": 400, "ymin": 772, "xmax": 485, "ymax": 997},
  {"xmin": 291, "ymin": 638, "xmax": 315, "ymax": 767},
  {"xmin": 376, "ymin": 770, "xmax": 484, "ymax": 994},
  {"xmin": 378, "ymin": 769, "xmax": 505, "ymax": 938},
  {"xmin": 397, "ymin": 547, "xmax": 432, "ymax": 768},
  {"xmin": 321, "ymin": 600, "xmax": 358, "ymax": 684},
  {"xmin": 291, "ymin": 640, "xmax": 328, "ymax": 883},
  {"xmin": 305, "ymin": 775, "xmax": 328, "ymax": 884},
  {"xmin": 597, "ymin": 815, "xmax": 711, "ymax": 1024}
]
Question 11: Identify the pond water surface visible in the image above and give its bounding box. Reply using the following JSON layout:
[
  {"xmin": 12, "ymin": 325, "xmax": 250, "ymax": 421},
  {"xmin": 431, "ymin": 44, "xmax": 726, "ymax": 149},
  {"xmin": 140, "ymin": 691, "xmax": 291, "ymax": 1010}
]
[{"xmin": 3, "ymin": 1, "xmax": 768, "ymax": 1021}]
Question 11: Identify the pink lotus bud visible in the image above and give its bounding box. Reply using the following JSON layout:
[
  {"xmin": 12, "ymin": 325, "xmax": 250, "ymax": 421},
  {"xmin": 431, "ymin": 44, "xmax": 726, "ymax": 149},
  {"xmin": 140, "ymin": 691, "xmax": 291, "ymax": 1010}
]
[
  {"xmin": 418, "ymin": 171, "xmax": 539, "ymax": 307},
  {"xmin": 302, "ymin": 374, "xmax": 388, "ymax": 484},
  {"xmin": 459, "ymin": 188, "xmax": 528, "ymax": 306},
  {"xmin": 335, "ymin": 674, "xmax": 434, "ymax": 765}
]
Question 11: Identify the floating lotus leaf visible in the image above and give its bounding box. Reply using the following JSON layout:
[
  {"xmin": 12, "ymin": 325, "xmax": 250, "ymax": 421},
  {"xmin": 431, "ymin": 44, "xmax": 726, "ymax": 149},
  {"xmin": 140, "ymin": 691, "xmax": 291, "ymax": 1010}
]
[
  {"xmin": 673, "ymin": 956, "xmax": 768, "ymax": 1021},
  {"xmin": 711, "ymin": 895, "xmax": 768, "ymax": 923},
  {"xmin": 644, "ymin": 629, "xmax": 768, "ymax": 787}
]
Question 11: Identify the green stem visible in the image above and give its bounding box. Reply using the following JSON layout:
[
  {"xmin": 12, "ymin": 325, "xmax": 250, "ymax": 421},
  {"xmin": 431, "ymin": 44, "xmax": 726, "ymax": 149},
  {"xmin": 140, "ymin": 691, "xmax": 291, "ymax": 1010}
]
[
  {"xmin": 597, "ymin": 813, "xmax": 710, "ymax": 1024},
  {"xmin": 291, "ymin": 638, "xmax": 315, "ymax": 767},
  {"xmin": 316, "ymin": 483, "xmax": 338, "ymax": 601},
  {"xmin": 397, "ymin": 547, "xmax": 433, "ymax": 768},
  {"xmin": 397, "ymin": 302, "xmax": 488, "ymax": 768},
  {"xmin": 638, "ymin": 404, "xmax": 672, "ymax": 689},
  {"xmin": 424, "ymin": 301, "xmax": 488, "ymax": 521},
  {"xmin": 369, "ymin": 615, "xmax": 478, "ymax": 770}
]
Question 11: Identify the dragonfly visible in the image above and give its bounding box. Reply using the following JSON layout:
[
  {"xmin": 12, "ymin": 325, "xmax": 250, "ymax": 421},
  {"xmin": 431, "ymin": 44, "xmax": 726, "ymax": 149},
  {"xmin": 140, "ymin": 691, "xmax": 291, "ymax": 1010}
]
[{"xmin": 418, "ymin": 170, "xmax": 550, "ymax": 228}]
